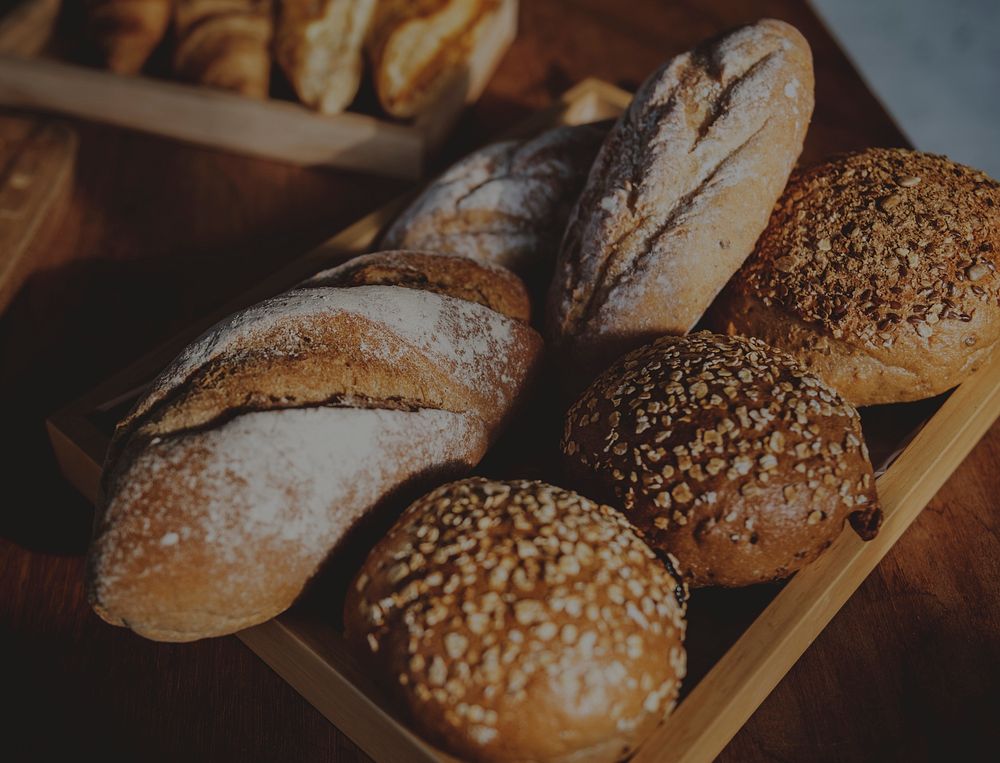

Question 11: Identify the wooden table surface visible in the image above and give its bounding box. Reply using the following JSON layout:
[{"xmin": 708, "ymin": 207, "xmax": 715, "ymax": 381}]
[{"xmin": 2, "ymin": 1, "xmax": 998, "ymax": 760}]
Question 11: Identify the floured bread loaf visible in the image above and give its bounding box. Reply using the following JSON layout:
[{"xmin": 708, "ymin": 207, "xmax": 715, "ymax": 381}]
[
  {"xmin": 381, "ymin": 122, "xmax": 610, "ymax": 285},
  {"xmin": 88, "ymin": 252, "xmax": 543, "ymax": 641},
  {"xmin": 546, "ymin": 19, "xmax": 814, "ymax": 390}
]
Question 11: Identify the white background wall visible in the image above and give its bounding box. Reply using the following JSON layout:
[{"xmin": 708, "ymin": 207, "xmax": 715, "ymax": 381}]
[{"xmin": 811, "ymin": 0, "xmax": 999, "ymax": 177}]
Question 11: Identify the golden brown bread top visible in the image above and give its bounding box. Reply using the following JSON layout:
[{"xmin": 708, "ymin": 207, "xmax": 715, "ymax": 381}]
[
  {"xmin": 345, "ymin": 477, "xmax": 687, "ymax": 763},
  {"xmin": 736, "ymin": 148, "xmax": 1000, "ymax": 346},
  {"xmin": 562, "ymin": 332, "xmax": 880, "ymax": 587},
  {"xmin": 274, "ymin": 0, "xmax": 376, "ymax": 113},
  {"xmin": 366, "ymin": 0, "xmax": 501, "ymax": 118},
  {"xmin": 91, "ymin": 253, "xmax": 543, "ymax": 641},
  {"xmin": 303, "ymin": 250, "xmax": 531, "ymax": 322}
]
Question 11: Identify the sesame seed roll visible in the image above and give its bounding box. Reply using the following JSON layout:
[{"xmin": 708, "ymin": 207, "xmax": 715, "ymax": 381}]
[
  {"xmin": 562, "ymin": 332, "xmax": 881, "ymax": 587},
  {"xmin": 345, "ymin": 478, "xmax": 688, "ymax": 763},
  {"xmin": 710, "ymin": 148, "xmax": 1000, "ymax": 405}
]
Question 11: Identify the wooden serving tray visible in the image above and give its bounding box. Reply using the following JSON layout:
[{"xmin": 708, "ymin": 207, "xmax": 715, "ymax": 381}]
[
  {"xmin": 0, "ymin": 0, "xmax": 517, "ymax": 179},
  {"xmin": 46, "ymin": 78, "xmax": 1000, "ymax": 763}
]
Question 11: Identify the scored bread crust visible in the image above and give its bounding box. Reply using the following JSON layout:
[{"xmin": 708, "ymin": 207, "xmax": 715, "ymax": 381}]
[
  {"xmin": 709, "ymin": 148, "xmax": 1000, "ymax": 405},
  {"xmin": 562, "ymin": 332, "xmax": 881, "ymax": 587},
  {"xmin": 275, "ymin": 0, "xmax": 376, "ymax": 113},
  {"xmin": 366, "ymin": 0, "xmax": 501, "ymax": 119},
  {"xmin": 380, "ymin": 122, "xmax": 610, "ymax": 285},
  {"xmin": 546, "ymin": 19, "xmax": 814, "ymax": 388},
  {"xmin": 90, "ymin": 253, "xmax": 543, "ymax": 641},
  {"xmin": 345, "ymin": 478, "xmax": 688, "ymax": 763},
  {"xmin": 86, "ymin": 0, "xmax": 172, "ymax": 74},
  {"xmin": 174, "ymin": 0, "xmax": 273, "ymax": 98}
]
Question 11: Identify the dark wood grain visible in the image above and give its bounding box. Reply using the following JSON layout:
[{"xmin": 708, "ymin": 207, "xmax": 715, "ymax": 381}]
[{"xmin": 1, "ymin": 1, "xmax": 997, "ymax": 761}]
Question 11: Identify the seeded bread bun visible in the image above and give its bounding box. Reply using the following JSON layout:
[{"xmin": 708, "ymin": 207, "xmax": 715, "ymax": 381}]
[
  {"xmin": 89, "ymin": 254, "xmax": 542, "ymax": 642},
  {"xmin": 546, "ymin": 19, "xmax": 814, "ymax": 389},
  {"xmin": 709, "ymin": 148, "xmax": 1000, "ymax": 405},
  {"xmin": 561, "ymin": 332, "xmax": 881, "ymax": 587},
  {"xmin": 345, "ymin": 478, "xmax": 688, "ymax": 763}
]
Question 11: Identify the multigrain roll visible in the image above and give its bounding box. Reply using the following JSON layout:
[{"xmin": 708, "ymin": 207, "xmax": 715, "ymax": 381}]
[
  {"xmin": 345, "ymin": 478, "xmax": 688, "ymax": 763},
  {"xmin": 89, "ymin": 253, "xmax": 543, "ymax": 642},
  {"xmin": 546, "ymin": 19, "xmax": 814, "ymax": 389},
  {"xmin": 561, "ymin": 332, "xmax": 881, "ymax": 587},
  {"xmin": 381, "ymin": 122, "xmax": 610, "ymax": 285},
  {"xmin": 709, "ymin": 148, "xmax": 1000, "ymax": 405}
]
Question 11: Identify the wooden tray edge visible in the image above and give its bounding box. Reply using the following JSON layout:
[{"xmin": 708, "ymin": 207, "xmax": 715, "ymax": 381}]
[{"xmin": 0, "ymin": 0, "xmax": 518, "ymax": 179}]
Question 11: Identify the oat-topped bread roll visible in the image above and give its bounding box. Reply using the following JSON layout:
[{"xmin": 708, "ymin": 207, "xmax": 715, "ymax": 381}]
[
  {"xmin": 174, "ymin": 0, "xmax": 273, "ymax": 97},
  {"xmin": 562, "ymin": 332, "xmax": 881, "ymax": 587},
  {"xmin": 381, "ymin": 122, "xmax": 610, "ymax": 284},
  {"xmin": 275, "ymin": 0, "xmax": 376, "ymax": 113},
  {"xmin": 88, "ymin": 252, "xmax": 543, "ymax": 642},
  {"xmin": 86, "ymin": 0, "xmax": 172, "ymax": 74},
  {"xmin": 709, "ymin": 148, "xmax": 1000, "ymax": 405},
  {"xmin": 366, "ymin": 0, "xmax": 501, "ymax": 119},
  {"xmin": 346, "ymin": 478, "xmax": 688, "ymax": 763},
  {"xmin": 547, "ymin": 19, "xmax": 814, "ymax": 389}
]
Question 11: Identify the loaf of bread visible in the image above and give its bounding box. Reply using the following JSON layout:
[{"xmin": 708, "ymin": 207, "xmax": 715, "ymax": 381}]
[
  {"xmin": 709, "ymin": 148, "xmax": 1000, "ymax": 405},
  {"xmin": 88, "ymin": 252, "xmax": 543, "ymax": 641},
  {"xmin": 381, "ymin": 122, "xmax": 610, "ymax": 285},
  {"xmin": 546, "ymin": 19, "xmax": 814, "ymax": 388},
  {"xmin": 562, "ymin": 332, "xmax": 880, "ymax": 587},
  {"xmin": 275, "ymin": 0, "xmax": 376, "ymax": 113},
  {"xmin": 346, "ymin": 478, "xmax": 688, "ymax": 763},
  {"xmin": 174, "ymin": 0, "xmax": 273, "ymax": 97},
  {"xmin": 86, "ymin": 0, "xmax": 172, "ymax": 74},
  {"xmin": 366, "ymin": 0, "xmax": 501, "ymax": 118}
]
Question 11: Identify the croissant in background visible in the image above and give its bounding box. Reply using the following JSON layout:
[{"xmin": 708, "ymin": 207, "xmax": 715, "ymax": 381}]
[
  {"xmin": 86, "ymin": 0, "xmax": 172, "ymax": 74},
  {"xmin": 275, "ymin": 0, "xmax": 376, "ymax": 114},
  {"xmin": 174, "ymin": 0, "xmax": 273, "ymax": 97},
  {"xmin": 367, "ymin": 0, "xmax": 500, "ymax": 118}
]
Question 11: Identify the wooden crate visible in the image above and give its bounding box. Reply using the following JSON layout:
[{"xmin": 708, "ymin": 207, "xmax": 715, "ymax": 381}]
[
  {"xmin": 0, "ymin": 0, "xmax": 518, "ymax": 179},
  {"xmin": 46, "ymin": 78, "xmax": 1000, "ymax": 763}
]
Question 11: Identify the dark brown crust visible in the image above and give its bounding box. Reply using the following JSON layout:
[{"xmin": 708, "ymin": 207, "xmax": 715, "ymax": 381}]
[
  {"xmin": 562, "ymin": 332, "xmax": 880, "ymax": 587},
  {"xmin": 304, "ymin": 250, "xmax": 532, "ymax": 322},
  {"xmin": 709, "ymin": 148, "xmax": 1000, "ymax": 405},
  {"xmin": 345, "ymin": 478, "xmax": 688, "ymax": 763}
]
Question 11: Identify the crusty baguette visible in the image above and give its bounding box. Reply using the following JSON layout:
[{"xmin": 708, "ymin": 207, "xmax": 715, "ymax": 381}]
[
  {"xmin": 88, "ymin": 252, "xmax": 543, "ymax": 642},
  {"xmin": 381, "ymin": 121, "xmax": 610, "ymax": 286},
  {"xmin": 366, "ymin": 0, "xmax": 500, "ymax": 119},
  {"xmin": 275, "ymin": 0, "xmax": 376, "ymax": 113},
  {"xmin": 708, "ymin": 148, "xmax": 1000, "ymax": 406},
  {"xmin": 546, "ymin": 19, "xmax": 814, "ymax": 389},
  {"xmin": 86, "ymin": 0, "xmax": 172, "ymax": 74},
  {"xmin": 174, "ymin": 0, "xmax": 272, "ymax": 97}
]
